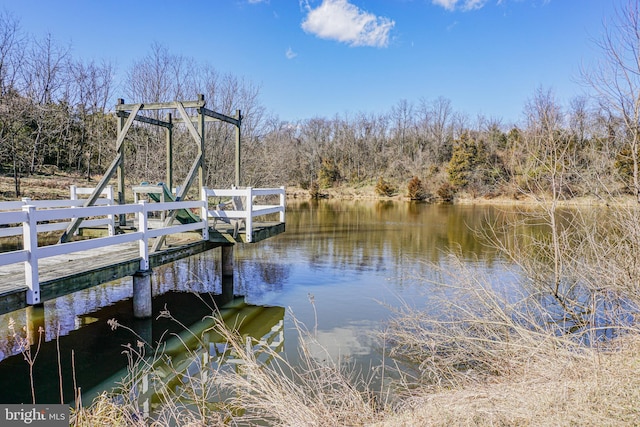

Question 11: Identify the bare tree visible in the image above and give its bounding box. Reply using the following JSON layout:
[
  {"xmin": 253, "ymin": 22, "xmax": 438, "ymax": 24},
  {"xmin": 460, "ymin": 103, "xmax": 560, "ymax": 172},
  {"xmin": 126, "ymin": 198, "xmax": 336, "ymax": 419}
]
[
  {"xmin": 584, "ymin": 0, "xmax": 640, "ymax": 202},
  {"xmin": 20, "ymin": 32, "xmax": 71, "ymax": 174},
  {"xmin": 70, "ymin": 58, "xmax": 116, "ymax": 177},
  {"xmin": 0, "ymin": 10, "xmax": 24, "ymax": 96}
]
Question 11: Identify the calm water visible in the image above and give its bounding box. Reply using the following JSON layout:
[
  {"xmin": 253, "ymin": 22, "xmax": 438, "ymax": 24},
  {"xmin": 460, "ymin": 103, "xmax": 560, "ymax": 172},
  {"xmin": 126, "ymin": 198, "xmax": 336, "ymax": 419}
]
[{"xmin": 0, "ymin": 200, "xmax": 514, "ymax": 404}]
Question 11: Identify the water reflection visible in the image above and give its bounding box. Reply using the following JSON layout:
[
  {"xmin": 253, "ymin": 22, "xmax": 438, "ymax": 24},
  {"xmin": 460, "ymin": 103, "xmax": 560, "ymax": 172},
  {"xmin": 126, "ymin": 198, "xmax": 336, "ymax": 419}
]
[{"xmin": 0, "ymin": 200, "xmax": 528, "ymax": 405}]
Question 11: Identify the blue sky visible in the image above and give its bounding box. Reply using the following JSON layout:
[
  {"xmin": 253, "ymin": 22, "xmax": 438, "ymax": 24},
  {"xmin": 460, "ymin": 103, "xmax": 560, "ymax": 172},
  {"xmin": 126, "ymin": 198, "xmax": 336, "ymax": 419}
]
[{"xmin": 2, "ymin": 0, "xmax": 617, "ymax": 125}]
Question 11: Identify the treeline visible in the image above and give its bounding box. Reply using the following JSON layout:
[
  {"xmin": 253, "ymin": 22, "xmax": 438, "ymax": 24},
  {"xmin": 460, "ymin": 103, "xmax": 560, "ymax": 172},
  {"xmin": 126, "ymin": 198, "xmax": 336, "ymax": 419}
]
[
  {"xmin": 259, "ymin": 92, "xmax": 635, "ymax": 203},
  {"xmin": 1, "ymin": 6, "xmax": 639, "ymax": 202}
]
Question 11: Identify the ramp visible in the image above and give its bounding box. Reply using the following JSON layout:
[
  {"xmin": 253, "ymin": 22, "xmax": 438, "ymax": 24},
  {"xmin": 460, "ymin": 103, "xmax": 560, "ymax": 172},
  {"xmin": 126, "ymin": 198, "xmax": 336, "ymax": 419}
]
[{"xmin": 142, "ymin": 182, "xmax": 201, "ymax": 224}]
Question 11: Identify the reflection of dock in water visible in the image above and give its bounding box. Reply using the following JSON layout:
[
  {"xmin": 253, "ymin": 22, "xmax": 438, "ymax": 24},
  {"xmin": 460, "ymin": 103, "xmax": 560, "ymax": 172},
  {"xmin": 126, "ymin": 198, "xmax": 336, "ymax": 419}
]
[
  {"xmin": 0, "ymin": 291, "xmax": 284, "ymax": 405},
  {"xmin": 83, "ymin": 297, "xmax": 285, "ymax": 411}
]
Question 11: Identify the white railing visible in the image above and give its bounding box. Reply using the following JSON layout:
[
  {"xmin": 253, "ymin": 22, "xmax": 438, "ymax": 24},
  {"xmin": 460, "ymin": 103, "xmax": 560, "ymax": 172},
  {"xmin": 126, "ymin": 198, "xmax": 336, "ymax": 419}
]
[
  {"xmin": 0, "ymin": 186, "xmax": 116, "ymax": 238},
  {"xmin": 203, "ymin": 186, "xmax": 286, "ymax": 243},
  {"xmin": 0, "ymin": 200, "xmax": 208, "ymax": 305},
  {"xmin": 0, "ymin": 185, "xmax": 286, "ymax": 305}
]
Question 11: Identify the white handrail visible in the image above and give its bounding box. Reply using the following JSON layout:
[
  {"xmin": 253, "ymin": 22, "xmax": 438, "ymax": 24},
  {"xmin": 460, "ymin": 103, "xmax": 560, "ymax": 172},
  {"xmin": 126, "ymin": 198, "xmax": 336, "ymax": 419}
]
[
  {"xmin": 0, "ymin": 186, "xmax": 117, "ymax": 237},
  {"xmin": 0, "ymin": 199, "xmax": 208, "ymax": 305},
  {"xmin": 0, "ymin": 186, "xmax": 285, "ymax": 305},
  {"xmin": 204, "ymin": 186, "xmax": 285, "ymax": 243}
]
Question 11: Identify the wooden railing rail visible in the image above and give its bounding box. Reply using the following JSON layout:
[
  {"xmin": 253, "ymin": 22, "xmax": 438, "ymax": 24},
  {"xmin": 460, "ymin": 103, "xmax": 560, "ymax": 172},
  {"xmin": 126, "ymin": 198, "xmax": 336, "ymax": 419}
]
[
  {"xmin": 0, "ymin": 186, "xmax": 116, "ymax": 238},
  {"xmin": 0, "ymin": 200, "xmax": 208, "ymax": 305},
  {"xmin": 0, "ymin": 186, "xmax": 285, "ymax": 305},
  {"xmin": 203, "ymin": 186, "xmax": 285, "ymax": 243}
]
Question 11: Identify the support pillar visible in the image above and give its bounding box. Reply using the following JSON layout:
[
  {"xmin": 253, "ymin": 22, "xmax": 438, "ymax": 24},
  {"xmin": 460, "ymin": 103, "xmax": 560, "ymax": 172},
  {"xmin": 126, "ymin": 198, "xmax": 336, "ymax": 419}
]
[
  {"xmin": 221, "ymin": 245, "xmax": 235, "ymax": 303},
  {"xmin": 221, "ymin": 245, "xmax": 234, "ymax": 277},
  {"xmin": 133, "ymin": 269, "xmax": 153, "ymax": 319},
  {"xmin": 221, "ymin": 276, "xmax": 234, "ymax": 304}
]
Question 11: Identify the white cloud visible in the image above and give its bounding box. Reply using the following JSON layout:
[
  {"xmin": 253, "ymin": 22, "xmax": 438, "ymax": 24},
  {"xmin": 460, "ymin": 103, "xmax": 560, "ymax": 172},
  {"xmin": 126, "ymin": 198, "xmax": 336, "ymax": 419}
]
[
  {"xmin": 286, "ymin": 47, "xmax": 298, "ymax": 59},
  {"xmin": 432, "ymin": 0, "xmax": 488, "ymax": 11},
  {"xmin": 301, "ymin": 0, "xmax": 395, "ymax": 48}
]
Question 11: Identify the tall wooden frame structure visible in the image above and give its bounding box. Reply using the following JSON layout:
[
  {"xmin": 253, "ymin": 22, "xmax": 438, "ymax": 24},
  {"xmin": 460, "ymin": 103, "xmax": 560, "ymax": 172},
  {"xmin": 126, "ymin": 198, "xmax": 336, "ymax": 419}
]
[{"xmin": 59, "ymin": 94, "xmax": 242, "ymax": 245}]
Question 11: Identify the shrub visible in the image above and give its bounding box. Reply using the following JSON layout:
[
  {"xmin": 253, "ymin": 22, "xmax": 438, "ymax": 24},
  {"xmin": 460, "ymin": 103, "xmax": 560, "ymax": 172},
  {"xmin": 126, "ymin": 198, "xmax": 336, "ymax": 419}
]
[
  {"xmin": 407, "ymin": 176, "xmax": 427, "ymax": 200},
  {"xmin": 436, "ymin": 182, "xmax": 456, "ymax": 203},
  {"xmin": 375, "ymin": 177, "xmax": 396, "ymax": 197},
  {"xmin": 317, "ymin": 158, "xmax": 340, "ymax": 188},
  {"xmin": 309, "ymin": 181, "xmax": 320, "ymax": 199}
]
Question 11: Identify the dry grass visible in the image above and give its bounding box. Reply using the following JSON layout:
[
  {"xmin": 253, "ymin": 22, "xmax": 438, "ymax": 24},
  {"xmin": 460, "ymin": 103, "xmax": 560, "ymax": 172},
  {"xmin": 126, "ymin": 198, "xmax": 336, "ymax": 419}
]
[
  {"xmin": 213, "ymin": 315, "xmax": 382, "ymax": 426},
  {"xmin": 71, "ymin": 304, "xmax": 381, "ymax": 426},
  {"xmin": 69, "ymin": 281, "xmax": 640, "ymax": 426},
  {"xmin": 378, "ymin": 248, "xmax": 640, "ymax": 427},
  {"xmin": 376, "ymin": 335, "xmax": 640, "ymax": 426},
  {"xmin": 67, "ymin": 244, "xmax": 640, "ymax": 426},
  {"xmin": 0, "ymin": 171, "xmax": 94, "ymax": 201}
]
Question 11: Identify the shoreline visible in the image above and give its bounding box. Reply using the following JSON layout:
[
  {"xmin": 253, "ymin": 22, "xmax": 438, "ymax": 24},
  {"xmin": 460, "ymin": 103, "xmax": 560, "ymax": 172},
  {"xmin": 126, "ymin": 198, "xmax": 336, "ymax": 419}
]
[
  {"xmin": 1, "ymin": 174, "xmax": 637, "ymax": 208},
  {"xmin": 285, "ymin": 185, "xmax": 639, "ymax": 208}
]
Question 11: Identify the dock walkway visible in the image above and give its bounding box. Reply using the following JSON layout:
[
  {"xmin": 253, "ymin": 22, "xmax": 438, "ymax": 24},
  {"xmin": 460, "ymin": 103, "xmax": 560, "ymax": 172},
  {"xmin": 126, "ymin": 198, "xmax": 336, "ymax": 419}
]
[{"xmin": 0, "ymin": 187, "xmax": 285, "ymax": 315}]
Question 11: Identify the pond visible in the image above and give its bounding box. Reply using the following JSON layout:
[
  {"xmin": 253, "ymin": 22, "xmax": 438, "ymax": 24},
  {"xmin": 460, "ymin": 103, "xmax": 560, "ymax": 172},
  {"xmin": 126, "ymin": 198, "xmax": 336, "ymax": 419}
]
[{"xmin": 0, "ymin": 200, "xmax": 525, "ymax": 404}]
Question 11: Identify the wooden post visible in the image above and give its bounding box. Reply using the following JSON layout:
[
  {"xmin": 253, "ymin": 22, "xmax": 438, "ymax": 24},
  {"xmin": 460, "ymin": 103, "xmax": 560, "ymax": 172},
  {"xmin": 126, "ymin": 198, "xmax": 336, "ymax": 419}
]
[
  {"xmin": 105, "ymin": 185, "xmax": 115, "ymax": 236},
  {"xmin": 166, "ymin": 113, "xmax": 173, "ymax": 191},
  {"xmin": 134, "ymin": 199, "xmax": 152, "ymax": 318},
  {"xmin": 138, "ymin": 201, "xmax": 150, "ymax": 271},
  {"xmin": 235, "ymin": 109, "xmax": 241, "ymax": 187},
  {"xmin": 22, "ymin": 204, "xmax": 40, "ymax": 305},
  {"xmin": 245, "ymin": 187, "xmax": 253, "ymax": 243},
  {"xmin": 133, "ymin": 269, "xmax": 153, "ymax": 319},
  {"xmin": 201, "ymin": 187, "xmax": 209, "ymax": 241},
  {"xmin": 220, "ymin": 244, "xmax": 234, "ymax": 307},
  {"xmin": 221, "ymin": 275, "xmax": 234, "ymax": 304},
  {"xmin": 198, "ymin": 94, "xmax": 206, "ymax": 190},
  {"xmin": 117, "ymin": 98, "xmax": 126, "ymax": 226},
  {"xmin": 279, "ymin": 186, "xmax": 286, "ymax": 223}
]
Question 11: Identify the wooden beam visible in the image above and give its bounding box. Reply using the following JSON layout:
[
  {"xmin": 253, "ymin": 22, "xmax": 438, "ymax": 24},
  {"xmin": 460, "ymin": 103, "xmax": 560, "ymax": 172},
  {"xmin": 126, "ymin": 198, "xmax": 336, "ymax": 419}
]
[
  {"xmin": 172, "ymin": 116, "xmax": 230, "ymax": 124},
  {"xmin": 116, "ymin": 111, "xmax": 173, "ymax": 129},
  {"xmin": 201, "ymin": 107, "xmax": 240, "ymax": 126},
  {"xmin": 235, "ymin": 109, "xmax": 242, "ymax": 187},
  {"xmin": 115, "ymin": 103, "xmax": 142, "ymax": 151},
  {"xmin": 176, "ymin": 101, "xmax": 202, "ymax": 145},
  {"xmin": 166, "ymin": 113, "xmax": 173, "ymax": 191},
  {"xmin": 116, "ymin": 100, "xmax": 205, "ymax": 111}
]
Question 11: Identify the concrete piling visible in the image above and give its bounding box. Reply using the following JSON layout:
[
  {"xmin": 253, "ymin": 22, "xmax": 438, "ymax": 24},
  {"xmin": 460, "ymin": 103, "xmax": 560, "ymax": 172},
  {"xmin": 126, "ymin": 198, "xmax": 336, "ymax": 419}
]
[{"xmin": 133, "ymin": 269, "xmax": 153, "ymax": 319}]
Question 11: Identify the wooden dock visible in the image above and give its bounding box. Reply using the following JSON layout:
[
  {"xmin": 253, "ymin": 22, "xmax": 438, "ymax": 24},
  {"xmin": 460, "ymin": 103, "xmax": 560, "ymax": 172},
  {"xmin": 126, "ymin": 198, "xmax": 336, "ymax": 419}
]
[
  {"xmin": 0, "ymin": 96, "xmax": 287, "ymax": 317},
  {"xmin": 0, "ymin": 188, "xmax": 285, "ymax": 316}
]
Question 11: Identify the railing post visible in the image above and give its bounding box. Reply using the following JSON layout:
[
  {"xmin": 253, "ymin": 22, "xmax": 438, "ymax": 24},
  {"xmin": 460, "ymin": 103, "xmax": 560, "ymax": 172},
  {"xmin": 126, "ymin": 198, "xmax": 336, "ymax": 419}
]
[
  {"xmin": 201, "ymin": 187, "xmax": 209, "ymax": 241},
  {"xmin": 245, "ymin": 187, "xmax": 253, "ymax": 243},
  {"xmin": 106, "ymin": 185, "xmax": 115, "ymax": 236},
  {"xmin": 279, "ymin": 186, "xmax": 286, "ymax": 223},
  {"xmin": 134, "ymin": 201, "xmax": 153, "ymax": 319},
  {"xmin": 70, "ymin": 185, "xmax": 77, "ymax": 200},
  {"xmin": 22, "ymin": 205, "xmax": 40, "ymax": 305},
  {"xmin": 138, "ymin": 201, "xmax": 149, "ymax": 271}
]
